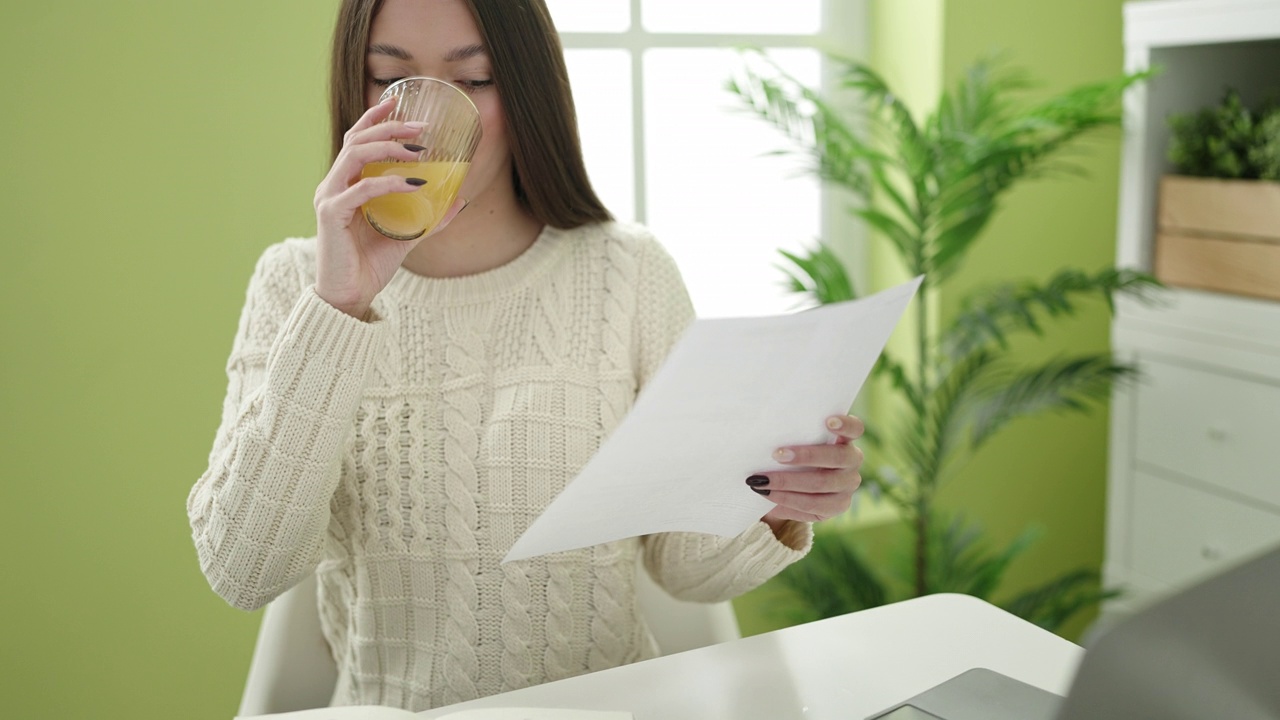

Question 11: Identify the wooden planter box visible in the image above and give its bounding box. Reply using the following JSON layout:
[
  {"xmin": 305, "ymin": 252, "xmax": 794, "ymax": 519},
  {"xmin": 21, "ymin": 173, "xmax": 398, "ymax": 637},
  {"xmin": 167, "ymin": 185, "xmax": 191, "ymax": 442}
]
[
  {"xmin": 1157, "ymin": 176, "xmax": 1280, "ymax": 299},
  {"xmin": 1155, "ymin": 176, "xmax": 1280, "ymax": 301}
]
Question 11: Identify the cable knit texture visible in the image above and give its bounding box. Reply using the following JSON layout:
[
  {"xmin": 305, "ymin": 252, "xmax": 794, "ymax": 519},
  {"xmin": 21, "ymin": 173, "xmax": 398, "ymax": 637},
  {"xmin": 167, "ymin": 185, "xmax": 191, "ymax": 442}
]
[{"xmin": 187, "ymin": 222, "xmax": 811, "ymax": 711}]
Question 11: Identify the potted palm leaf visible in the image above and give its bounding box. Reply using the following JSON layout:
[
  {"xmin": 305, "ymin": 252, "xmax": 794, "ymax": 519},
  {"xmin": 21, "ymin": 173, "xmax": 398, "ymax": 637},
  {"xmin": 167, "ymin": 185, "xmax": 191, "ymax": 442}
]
[{"xmin": 728, "ymin": 54, "xmax": 1161, "ymax": 632}]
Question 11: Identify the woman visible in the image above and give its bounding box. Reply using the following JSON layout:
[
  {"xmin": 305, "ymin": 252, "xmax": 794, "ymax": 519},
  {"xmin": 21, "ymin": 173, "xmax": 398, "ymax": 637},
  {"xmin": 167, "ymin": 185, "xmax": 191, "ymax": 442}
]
[{"xmin": 188, "ymin": 0, "xmax": 865, "ymax": 711}]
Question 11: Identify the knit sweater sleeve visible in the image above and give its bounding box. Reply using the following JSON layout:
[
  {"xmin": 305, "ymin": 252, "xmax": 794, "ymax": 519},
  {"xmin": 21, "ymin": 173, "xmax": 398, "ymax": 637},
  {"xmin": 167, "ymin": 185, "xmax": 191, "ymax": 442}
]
[
  {"xmin": 630, "ymin": 233, "xmax": 813, "ymax": 603},
  {"xmin": 186, "ymin": 241, "xmax": 383, "ymax": 611}
]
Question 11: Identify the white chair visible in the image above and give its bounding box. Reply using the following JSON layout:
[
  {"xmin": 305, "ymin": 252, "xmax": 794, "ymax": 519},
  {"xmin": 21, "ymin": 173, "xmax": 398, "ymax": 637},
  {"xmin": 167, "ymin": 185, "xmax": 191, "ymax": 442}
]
[{"xmin": 237, "ymin": 558, "xmax": 742, "ymax": 716}]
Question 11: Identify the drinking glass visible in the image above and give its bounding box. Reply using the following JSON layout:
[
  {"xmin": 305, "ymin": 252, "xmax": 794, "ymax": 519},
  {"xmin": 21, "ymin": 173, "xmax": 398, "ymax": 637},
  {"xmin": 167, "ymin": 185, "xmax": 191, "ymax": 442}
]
[{"xmin": 361, "ymin": 77, "xmax": 482, "ymax": 240}]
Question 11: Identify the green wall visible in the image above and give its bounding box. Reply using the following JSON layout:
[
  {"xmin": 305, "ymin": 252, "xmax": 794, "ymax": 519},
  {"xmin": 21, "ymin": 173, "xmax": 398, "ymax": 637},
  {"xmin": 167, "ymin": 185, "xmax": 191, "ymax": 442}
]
[
  {"xmin": 0, "ymin": 1, "xmax": 1126, "ymax": 718},
  {"xmin": 0, "ymin": 3, "xmax": 338, "ymax": 719},
  {"xmin": 934, "ymin": 0, "xmax": 1128, "ymax": 642},
  {"xmin": 734, "ymin": 0, "xmax": 1128, "ymax": 641}
]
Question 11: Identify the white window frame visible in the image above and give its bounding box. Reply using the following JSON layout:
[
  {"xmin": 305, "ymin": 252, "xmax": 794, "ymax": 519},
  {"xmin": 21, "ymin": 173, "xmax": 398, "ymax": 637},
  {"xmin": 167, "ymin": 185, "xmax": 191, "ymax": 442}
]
[{"xmin": 557, "ymin": 0, "xmax": 871, "ymax": 297}]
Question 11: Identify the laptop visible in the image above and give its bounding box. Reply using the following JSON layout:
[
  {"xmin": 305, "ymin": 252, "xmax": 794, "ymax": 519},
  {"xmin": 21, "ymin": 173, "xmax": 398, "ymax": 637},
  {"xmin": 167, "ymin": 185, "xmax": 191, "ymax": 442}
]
[{"xmin": 865, "ymin": 542, "xmax": 1280, "ymax": 720}]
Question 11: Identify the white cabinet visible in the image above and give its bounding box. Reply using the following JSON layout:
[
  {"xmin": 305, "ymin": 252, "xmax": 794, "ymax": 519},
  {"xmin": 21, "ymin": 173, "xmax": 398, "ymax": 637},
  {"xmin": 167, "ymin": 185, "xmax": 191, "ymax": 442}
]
[
  {"xmin": 1106, "ymin": 0, "xmax": 1280, "ymax": 613},
  {"xmin": 1129, "ymin": 469, "xmax": 1280, "ymax": 587}
]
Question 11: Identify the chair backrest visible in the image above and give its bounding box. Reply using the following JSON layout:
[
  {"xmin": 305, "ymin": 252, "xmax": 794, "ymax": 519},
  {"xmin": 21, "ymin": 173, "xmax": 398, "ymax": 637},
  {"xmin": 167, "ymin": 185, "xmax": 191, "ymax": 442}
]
[
  {"xmin": 632, "ymin": 556, "xmax": 743, "ymax": 656},
  {"xmin": 237, "ymin": 572, "xmax": 336, "ymax": 717},
  {"xmin": 237, "ymin": 559, "xmax": 741, "ymax": 717}
]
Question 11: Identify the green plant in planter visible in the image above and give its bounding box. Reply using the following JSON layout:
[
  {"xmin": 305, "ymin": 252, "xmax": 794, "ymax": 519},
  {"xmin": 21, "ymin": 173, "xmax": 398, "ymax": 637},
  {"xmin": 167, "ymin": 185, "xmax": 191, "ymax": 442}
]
[
  {"xmin": 728, "ymin": 55, "xmax": 1162, "ymax": 632},
  {"xmin": 1168, "ymin": 88, "xmax": 1280, "ymax": 180},
  {"xmin": 1254, "ymin": 112, "xmax": 1280, "ymax": 180}
]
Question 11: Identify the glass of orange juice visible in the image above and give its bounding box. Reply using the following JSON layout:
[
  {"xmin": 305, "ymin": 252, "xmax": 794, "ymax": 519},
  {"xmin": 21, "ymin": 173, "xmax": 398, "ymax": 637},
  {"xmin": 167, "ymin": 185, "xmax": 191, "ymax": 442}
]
[{"xmin": 361, "ymin": 77, "xmax": 482, "ymax": 240}]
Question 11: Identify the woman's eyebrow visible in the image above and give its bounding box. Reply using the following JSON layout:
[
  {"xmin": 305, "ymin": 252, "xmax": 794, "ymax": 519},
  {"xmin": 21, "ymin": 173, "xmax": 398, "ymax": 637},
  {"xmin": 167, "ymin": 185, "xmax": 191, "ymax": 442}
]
[
  {"xmin": 368, "ymin": 42, "xmax": 412, "ymax": 60},
  {"xmin": 443, "ymin": 43, "xmax": 487, "ymax": 63}
]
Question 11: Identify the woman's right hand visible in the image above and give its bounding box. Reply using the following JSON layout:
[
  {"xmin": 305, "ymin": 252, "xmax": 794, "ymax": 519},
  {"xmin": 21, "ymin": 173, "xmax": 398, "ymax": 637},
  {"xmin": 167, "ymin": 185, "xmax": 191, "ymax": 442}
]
[{"xmin": 312, "ymin": 97, "xmax": 464, "ymax": 320}]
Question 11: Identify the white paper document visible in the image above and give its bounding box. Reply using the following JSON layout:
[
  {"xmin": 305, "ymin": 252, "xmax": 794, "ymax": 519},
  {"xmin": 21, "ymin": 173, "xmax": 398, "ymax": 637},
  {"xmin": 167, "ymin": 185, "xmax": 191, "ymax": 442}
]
[{"xmin": 502, "ymin": 276, "xmax": 923, "ymax": 563}]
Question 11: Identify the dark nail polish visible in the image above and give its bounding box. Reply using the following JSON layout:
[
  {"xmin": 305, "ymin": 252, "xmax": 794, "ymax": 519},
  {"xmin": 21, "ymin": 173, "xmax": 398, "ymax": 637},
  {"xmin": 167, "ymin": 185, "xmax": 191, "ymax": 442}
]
[
  {"xmin": 746, "ymin": 474, "xmax": 770, "ymax": 487},
  {"xmin": 752, "ymin": 487, "xmax": 771, "ymax": 496},
  {"xmin": 403, "ymin": 143, "xmax": 427, "ymax": 152},
  {"xmin": 405, "ymin": 177, "xmax": 428, "ymax": 186}
]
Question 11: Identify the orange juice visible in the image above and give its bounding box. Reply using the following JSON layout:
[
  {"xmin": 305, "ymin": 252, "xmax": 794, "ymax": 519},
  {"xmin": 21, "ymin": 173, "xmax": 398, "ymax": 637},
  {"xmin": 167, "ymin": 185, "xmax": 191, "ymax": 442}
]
[{"xmin": 361, "ymin": 161, "xmax": 470, "ymax": 240}]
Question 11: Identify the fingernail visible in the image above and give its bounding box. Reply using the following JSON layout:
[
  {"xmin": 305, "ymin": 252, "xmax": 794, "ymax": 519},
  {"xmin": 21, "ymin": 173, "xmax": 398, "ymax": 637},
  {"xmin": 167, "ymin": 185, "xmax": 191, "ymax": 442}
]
[
  {"xmin": 460, "ymin": 199, "xmax": 471, "ymax": 212},
  {"xmin": 827, "ymin": 416, "xmax": 843, "ymax": 431},
  {"xmin": 752, "ymin": 487, "xmax": 771, "ymax": 496},
  {"xmin": 404, "ymin": 121, "xmax": 428, "ymax": 130},
  {"xmin": 405, "ymin": 177, "xmax": 427, "ymax": 186},
  {"xmin": 403, "ymin": 143, "xmax": 426, "ymax": 152},
  {"xmin": 746, "ymin": 474, "xmax": 770, "ymax": 487},
  {"xmin": 774, "ymin": 448, "xmax": 795, "ymax": 463}
]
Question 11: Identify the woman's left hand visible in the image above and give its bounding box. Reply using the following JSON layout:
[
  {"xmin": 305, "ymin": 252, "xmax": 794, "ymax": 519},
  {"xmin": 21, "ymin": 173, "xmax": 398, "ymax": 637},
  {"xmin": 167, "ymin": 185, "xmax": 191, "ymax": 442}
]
[{"xmin": 749, "ymin": 414, "xmax": 865, "ymax": 527}]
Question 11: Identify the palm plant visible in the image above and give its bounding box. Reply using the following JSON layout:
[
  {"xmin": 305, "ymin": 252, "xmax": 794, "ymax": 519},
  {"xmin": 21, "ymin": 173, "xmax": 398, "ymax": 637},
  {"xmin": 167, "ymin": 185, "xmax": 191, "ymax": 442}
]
[{"xmin": 728, "ymin": 54, "xmax": 1162, "ymax": 632}]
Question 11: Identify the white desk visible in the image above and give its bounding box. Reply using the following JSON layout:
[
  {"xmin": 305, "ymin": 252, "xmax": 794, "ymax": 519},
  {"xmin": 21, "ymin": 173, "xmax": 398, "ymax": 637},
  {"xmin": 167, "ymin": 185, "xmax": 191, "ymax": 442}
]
[{"xmin": 418, "ymin": 593, "xmax": 1084, "ymax": 720}]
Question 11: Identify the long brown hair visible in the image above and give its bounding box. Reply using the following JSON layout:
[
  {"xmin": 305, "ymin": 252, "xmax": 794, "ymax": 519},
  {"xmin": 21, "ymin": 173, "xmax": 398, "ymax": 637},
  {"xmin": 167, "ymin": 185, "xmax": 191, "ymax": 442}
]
[{"xmin": 328, "ymin": 0, "xmax": 612, "ymax": 228}]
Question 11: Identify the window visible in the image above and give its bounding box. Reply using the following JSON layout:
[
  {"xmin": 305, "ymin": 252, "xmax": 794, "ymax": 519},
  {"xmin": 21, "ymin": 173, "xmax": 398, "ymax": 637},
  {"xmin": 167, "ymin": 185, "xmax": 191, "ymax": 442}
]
[{"xmin": 547, "ymin": 1, "xmax": 866, "ymax": 318}]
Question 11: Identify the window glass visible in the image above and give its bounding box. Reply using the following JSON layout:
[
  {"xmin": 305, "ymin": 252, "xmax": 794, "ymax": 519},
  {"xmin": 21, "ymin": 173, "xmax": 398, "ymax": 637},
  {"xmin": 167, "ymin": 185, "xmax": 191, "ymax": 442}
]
[
  {"xmin": 545, "ymin": 0, "xmax": 630, "ymax": 32},
  {"xmin": 644, "ymin": 48, "xmax": 822, "ymax": 318},
  {"xmin": 564, "ymin": 49, "xmax": 636, "ymax": 221},
  {"xmin": 642, "ymin": 0, "xmax": 821, "ymax": 34}
]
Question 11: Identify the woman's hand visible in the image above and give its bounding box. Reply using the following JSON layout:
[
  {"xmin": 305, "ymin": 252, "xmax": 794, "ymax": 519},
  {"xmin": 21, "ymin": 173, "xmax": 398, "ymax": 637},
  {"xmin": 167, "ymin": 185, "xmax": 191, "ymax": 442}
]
[
  {"xmin": 312, "ymin": 97, "xmax": 466, "ymax": 320},
  {"xmin": 748, "ymin": 415, "xmax": 865, "ymax": 529}
]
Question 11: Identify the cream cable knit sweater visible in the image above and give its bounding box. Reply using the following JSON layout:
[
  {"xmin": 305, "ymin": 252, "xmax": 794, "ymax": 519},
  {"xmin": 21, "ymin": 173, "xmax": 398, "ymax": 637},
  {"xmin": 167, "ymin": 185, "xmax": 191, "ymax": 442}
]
[{"xmin": 188, "ymin": 222, "xmax": 811, "ymax": 711}]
